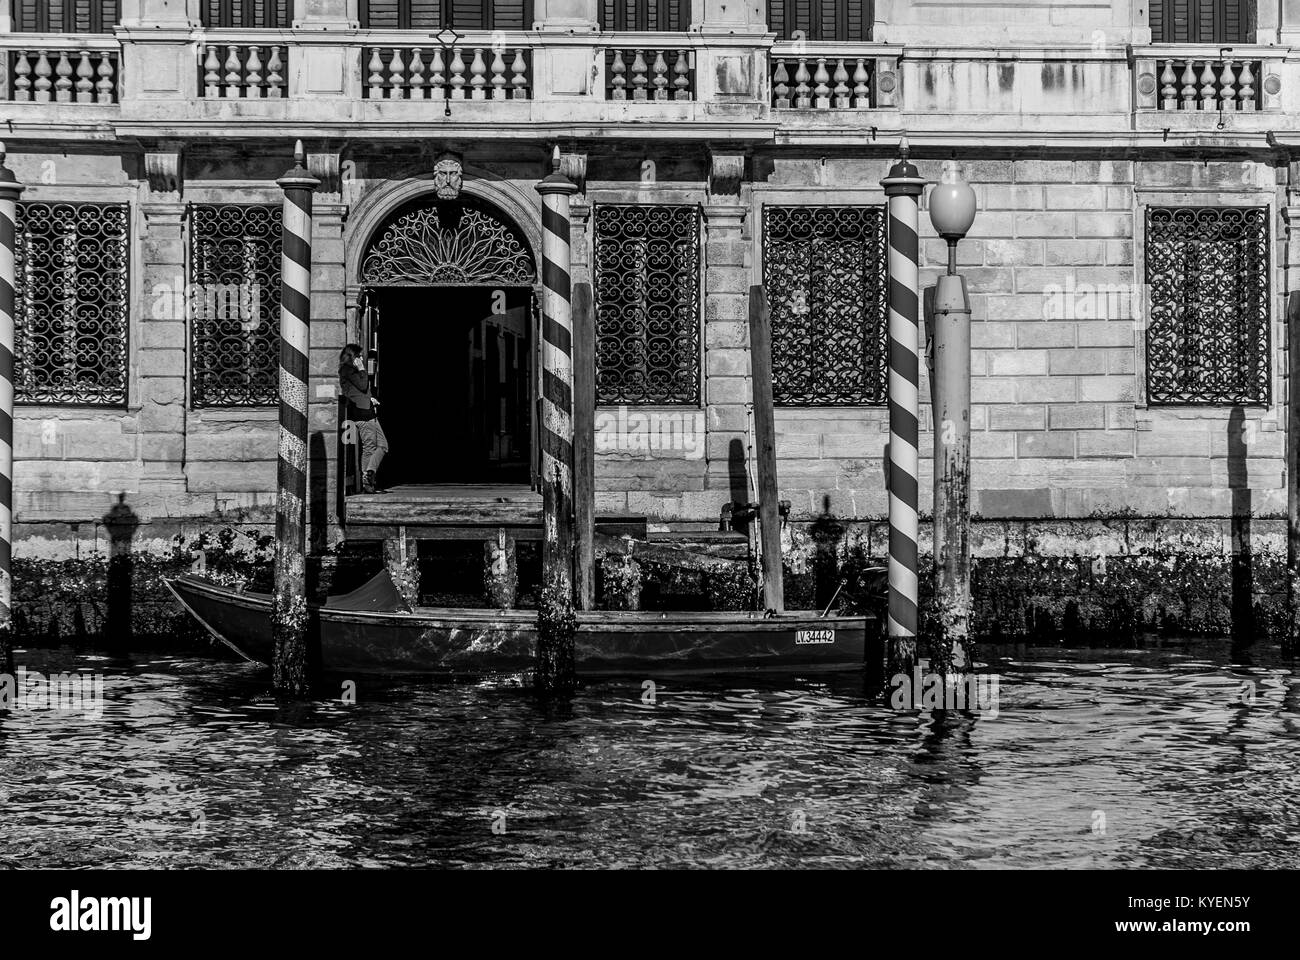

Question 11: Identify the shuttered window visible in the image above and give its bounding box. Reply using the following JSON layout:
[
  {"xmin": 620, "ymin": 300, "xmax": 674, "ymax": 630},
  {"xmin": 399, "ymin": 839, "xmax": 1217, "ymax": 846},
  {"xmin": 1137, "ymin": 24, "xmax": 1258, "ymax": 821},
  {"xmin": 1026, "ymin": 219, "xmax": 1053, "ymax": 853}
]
[
  {"xmin": 13, "ymin": 0, "xmax": 119, "ymax": 32},
  {"xmin": 1150, "ymin": 0, "xmax": 1253, "ymax": 43},
  {"xmin": 200, "ymin": 0, "xmax": 291, "ymax": 28},
  {"xmin": 598, "ymin": 0, "xmax": 690, "ymax": 30},
  {"xmin": 768, "ymin": 0, "xmax": 872, "ymax": 42},
  {"xmin": 359, "ymin": 0, "xmax": 533, "ymax": 28}
]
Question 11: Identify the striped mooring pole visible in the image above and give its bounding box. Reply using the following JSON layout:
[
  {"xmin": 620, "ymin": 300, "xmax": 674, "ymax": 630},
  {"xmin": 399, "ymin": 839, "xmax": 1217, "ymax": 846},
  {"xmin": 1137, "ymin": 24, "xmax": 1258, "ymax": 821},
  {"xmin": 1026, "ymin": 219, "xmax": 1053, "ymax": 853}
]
[
  {"xmin": 0, "ymin": 145, "xmax": 23, "ymax": 674},
  {"xmin": 272, "ymin": 141, "xmax": 319, "ymax": 697},
  {"xmin": 534, "ymin": 147, "xmax": 579, "ymax": 697},
  {"xmin": 881, "ymin": 137, "xmax": 926, "ymax": 675}
]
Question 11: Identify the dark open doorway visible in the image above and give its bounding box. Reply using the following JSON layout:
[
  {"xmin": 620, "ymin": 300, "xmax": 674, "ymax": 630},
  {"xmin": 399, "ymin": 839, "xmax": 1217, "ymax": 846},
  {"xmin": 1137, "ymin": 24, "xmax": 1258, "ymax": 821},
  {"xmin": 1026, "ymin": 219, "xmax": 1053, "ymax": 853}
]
[{"xmin": 366, "ymin": 285, "xmax": 534, "ymax": 487}]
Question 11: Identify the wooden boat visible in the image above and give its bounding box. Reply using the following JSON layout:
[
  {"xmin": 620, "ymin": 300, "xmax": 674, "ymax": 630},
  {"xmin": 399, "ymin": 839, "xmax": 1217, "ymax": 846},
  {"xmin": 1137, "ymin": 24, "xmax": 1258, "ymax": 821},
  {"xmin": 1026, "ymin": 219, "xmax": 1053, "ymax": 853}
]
[{"xmin": 165, "ymin": 573, "xmax": 878, "ymax": 677}]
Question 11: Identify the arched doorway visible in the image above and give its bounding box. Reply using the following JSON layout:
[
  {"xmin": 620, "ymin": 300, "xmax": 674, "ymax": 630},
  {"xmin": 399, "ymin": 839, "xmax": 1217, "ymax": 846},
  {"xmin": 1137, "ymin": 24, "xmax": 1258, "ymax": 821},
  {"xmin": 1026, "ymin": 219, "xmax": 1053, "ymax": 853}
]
[{"xmin": 359, "ymin": 195, "xmax": 538, "ymax": 487}]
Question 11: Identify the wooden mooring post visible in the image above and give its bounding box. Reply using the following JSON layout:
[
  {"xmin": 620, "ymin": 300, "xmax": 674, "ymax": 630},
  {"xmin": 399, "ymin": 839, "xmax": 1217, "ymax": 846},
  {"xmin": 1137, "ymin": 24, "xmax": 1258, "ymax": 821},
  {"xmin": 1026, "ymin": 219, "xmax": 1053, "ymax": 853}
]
[
  {"xmin": 1288, "ymin": 289, "xmax": 1300, "ymax": 657},
  {"xmin": 534, "ymin": 149, "xmax": 580, "ymax": 697},
  {"xmin": 572, "ymin": 281, "xmax": 596, "ymax": 611},
  {"xmin": 0, "ymin": 145, "xmax": 23, "ymax": 676},
  {"xmin": 747, "ymin": 285, "xmax": 784, "ymax": 613}
]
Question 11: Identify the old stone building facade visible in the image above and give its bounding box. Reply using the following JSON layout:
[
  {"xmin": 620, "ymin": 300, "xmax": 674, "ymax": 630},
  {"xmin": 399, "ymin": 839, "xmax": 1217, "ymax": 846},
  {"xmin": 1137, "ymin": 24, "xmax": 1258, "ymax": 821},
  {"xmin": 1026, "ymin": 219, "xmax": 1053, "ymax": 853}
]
[{"xmin": 3, "ymin": 1, "xmax": 1299, "ymax": 632}]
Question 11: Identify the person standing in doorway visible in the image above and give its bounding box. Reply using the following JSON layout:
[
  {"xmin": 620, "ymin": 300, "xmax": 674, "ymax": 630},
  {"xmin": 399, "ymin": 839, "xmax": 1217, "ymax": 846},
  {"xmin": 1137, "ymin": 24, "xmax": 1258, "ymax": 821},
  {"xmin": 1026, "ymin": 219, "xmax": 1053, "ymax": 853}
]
[{"xmin": 339, "ymin": 343, "xmax": 389, "ymax": 493}]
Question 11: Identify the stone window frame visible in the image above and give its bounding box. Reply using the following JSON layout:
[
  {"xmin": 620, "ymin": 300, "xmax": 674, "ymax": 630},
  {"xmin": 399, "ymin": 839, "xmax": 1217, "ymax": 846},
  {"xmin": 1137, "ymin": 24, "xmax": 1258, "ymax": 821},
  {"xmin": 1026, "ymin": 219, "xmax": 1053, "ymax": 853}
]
[{"xmin": 1133, "ymin": 188, "xmax": 1279, "ymax": 427}]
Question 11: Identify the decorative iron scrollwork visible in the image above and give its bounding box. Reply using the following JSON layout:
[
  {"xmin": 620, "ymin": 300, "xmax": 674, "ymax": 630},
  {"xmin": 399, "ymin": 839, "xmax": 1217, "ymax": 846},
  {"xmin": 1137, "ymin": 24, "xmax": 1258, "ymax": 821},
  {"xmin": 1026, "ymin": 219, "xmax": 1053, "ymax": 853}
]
[
  {"xmin": 592, "ymin": 204, "xmax": 701, "ymax": 405},
  {"xmin": 189, "ymin": 203, "xmax": 283, "ymax": 407},
  {"xmin": 14, "ymin": 201, "xmax": 129, "ymax": 406},
  {"xmin": 361, "ymin": 199, "xmax": 536, "ymax": 287},
  {"xmin": 1145, "ymin": 206, "xmax": 1269, "ymax": 405},
  {"xmin": 762, "ymin": 205, "xmax": 888, "ymax": 405}
]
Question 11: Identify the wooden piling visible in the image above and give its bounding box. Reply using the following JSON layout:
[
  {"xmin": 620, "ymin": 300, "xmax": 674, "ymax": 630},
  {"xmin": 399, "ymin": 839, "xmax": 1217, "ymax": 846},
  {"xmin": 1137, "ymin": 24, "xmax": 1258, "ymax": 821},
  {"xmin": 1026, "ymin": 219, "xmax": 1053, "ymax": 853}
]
[
  {"xmin": 1287, "ymin": 290, "xmax": 1300, "ymax": 656},
  {"xmin": 572, "ymin": 281, "xmax": 596, "ymax": 611},
  {"xmin": 747, "ymin": 284, "xmax": 784, "ymax": 613},
  {"xmin": 0, "ymin": 145, "xmax": 23, "ymax": 675}
]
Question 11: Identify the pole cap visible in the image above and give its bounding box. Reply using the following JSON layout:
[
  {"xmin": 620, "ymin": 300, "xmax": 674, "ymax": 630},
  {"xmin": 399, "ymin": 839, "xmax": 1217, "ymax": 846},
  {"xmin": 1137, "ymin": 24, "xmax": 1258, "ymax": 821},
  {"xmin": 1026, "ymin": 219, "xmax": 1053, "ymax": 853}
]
[
  {"xmin": 536, "ymin": 145, "xmax": 579, "ymax": 198},
  {"xmin": 277, "ymin": 140, "xmax": 321, "ymax": 191},
  {"xmin": 881, "ymin": 135, "xmax": 925, "ymax": 197},
  {"xmin": 0, "ymin": 143, "xmax": 26, "ymax": 196}
]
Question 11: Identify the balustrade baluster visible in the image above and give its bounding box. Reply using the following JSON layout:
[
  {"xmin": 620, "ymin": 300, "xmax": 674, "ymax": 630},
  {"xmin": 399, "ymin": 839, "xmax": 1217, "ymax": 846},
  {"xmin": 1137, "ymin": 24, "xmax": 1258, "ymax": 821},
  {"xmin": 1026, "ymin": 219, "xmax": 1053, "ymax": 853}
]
[
  {"xmin": 75, "ymin": 51, "xmax": 94, "ymax": 103},
  {"xmin": 1199, "ymin": 61, "xmax": 1216, "ymax": 110},
  {"xmin": 431, "ymin": 48, "xmax": 446, "ymax": 101},
  {"xmin": 225, "ymin": 46, "xmax": 242, "ymax": 99},
  {"xmin": 469, "ymin": 48, "xmax": 487, "ymax": 100},
  {"xmin": 773, "ymin": 58, "xmax": 790, "ymax": 108},
  {"xmin": 490, "ymin": 48, "xmax": 507, "ymax": 100},
  {"xmin": 33, "ymin": 51, "xmax": 52, "ymax": 103},
  {"xmin": 1238, "ymin": 61, "xmax": 1255, "ymax": 111},
  {"xmin": 54, "ymin": 52, "xmax": 73, "ymax": 103},
  {"xmin": 266, "ymin": 46, "xmax": 283, "ymax": 98},
  {"xmin": 1179, "ymin": 61, "xmax": 1197, "ymax": 110},
  {"xmin": 794, "ymin": 57, "xmax": 811, "ymax": 109},
  {"xmin": 1160, "ymin": 59, "xmax": 1177, "ymax": 109},
  {"xmin": 449, "ymin": 47, "xmax": 466, "ymax": 100},
  {"xmin": 245, "ymin": 46, "xmax": 263, "ymax": 99},
  {"xmin": 368, "ymin": 48, "xmax": 384, "ymax": 99},
  {"xmin": 813, "ymin": 57, "xmax": 831, "ymax": 109},
  {"xmin": 389, "ymin": 48, "xmax": 406, "ymax": 100},
  {"xmin": 13, "ymin": 52, "xmax": 32, "ymax": 102},
  {"xmin": 511, "ymin": 49, "xmax": 528, "ymax": 99},
  {"xmin": 631, "ymin": 50, "xmax": 648, "ymax": 101},
  {"xmin": 651, "ymin": 51, "xmax": 669, "ymax": 100},
  {"xmin": 611, "ymin": 50, "xmax": 627, "ymax": 100},
  {"xmin": 852, "ymin": 58, "xmax": 870, "ymax": 108},
  {"xmin": 832, "ymin": 58, "xmax": 850, "ymax": 109},
  {"xmin": 410, "ymin": 48, "xmax": 426, "ymax": 100},
  {"xmin": 204, "ymin": 45, "xmax": 221, "ymax": 98},
  {"xmin": 673, "ymin": 50, "xmax": 689, "ymax": 100},
  {"xmin": 1219, "ymin": 60, "xmax": 1236, "ymax": 111},
  {"xmin": 96, "ymin": 53, "xmax": 114, "ymax": 103}
]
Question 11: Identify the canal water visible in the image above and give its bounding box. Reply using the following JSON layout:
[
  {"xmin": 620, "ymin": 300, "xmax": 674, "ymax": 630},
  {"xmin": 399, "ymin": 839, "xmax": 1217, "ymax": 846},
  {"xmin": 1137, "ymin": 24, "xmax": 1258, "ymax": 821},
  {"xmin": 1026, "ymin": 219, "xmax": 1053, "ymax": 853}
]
[{"xmin": 1, "ymin": 640, "xmax": 1297, "ymax": 869}]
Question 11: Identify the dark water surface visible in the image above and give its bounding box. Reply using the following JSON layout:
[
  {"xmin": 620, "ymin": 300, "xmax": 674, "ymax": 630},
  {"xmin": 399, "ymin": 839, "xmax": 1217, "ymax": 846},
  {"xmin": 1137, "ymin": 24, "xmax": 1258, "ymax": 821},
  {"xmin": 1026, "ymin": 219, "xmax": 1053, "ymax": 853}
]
[{"xmin": 1, "ymin": 640, "xmax": 1298, "ymax": 868}]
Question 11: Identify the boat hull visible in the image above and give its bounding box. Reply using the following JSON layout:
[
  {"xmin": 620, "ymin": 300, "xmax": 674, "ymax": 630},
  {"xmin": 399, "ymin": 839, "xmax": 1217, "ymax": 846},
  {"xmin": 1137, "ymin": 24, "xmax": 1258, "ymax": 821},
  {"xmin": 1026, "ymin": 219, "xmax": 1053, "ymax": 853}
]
[{"xmin": 166, "ymin": 575, "xmax": 877, "ymax": 676}]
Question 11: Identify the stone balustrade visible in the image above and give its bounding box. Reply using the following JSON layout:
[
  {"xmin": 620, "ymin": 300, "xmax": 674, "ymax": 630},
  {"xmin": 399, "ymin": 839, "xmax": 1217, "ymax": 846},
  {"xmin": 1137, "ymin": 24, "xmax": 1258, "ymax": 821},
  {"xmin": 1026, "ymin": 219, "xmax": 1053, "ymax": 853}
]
[
  {"xmin": 3, "ymin": 44, "xmax": 120, "ymax": 104},
  {"xmin": 363, "ymin": 45, "xmax": 532, "ymax": 101},
  {"xmin": 605, "ymin": 48, "xmax": 693, "ymax": 101},
  {"xmin": 199, "ymin": 43, "xmax": 288, "ymax": 99},
  {"xmin": 1133, "ymin": 47, "xmax": 1285, "ymax": 114}
]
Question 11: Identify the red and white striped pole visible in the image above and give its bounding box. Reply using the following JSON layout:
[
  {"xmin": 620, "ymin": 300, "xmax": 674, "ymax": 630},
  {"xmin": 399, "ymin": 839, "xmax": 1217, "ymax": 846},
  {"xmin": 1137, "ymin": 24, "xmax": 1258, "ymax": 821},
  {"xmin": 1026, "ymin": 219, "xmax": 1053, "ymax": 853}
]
[
  {"xmin": 882, "ymin": 137, "xmax": 926, "ymax": 673},
  {"xmin": 535, "ymin": 147, "xmax": 579, "ymax": 696},
  {"xmin": 0, "ymin": 145, "xmax": 24, "ymax": 673},
  {"xmin": 272, "ymin": 141, "xmax": 319, "ymax": 697}
]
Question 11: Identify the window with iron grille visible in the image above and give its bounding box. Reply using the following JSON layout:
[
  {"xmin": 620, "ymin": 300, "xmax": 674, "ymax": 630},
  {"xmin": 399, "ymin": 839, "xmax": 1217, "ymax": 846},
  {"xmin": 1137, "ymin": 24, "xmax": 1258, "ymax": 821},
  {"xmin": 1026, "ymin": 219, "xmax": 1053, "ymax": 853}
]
[
  {"xmin": 1144, "ymin": 206, "xmax": 1269, "ymax": 405},
  {"xmin": 14, "ymin": 202, "xmax": 129, "ymax": 406},
  {"xmin": 200, "ymin": 0, "xmax": 291, "ymax": 28},
  {"xmin": 762, "ymin": 205, "xmax": 888, "ymax": 405},
  {"xmin": 359, "ymin": 0, "xmax": 533, "ymax": 28},
  {"xmin": 593, "ymin": 204, "xmax": 701, "ymax": 405},
  {"xmin": 1149, "ymin": 0, "xmax": 1253, "ymax": 43},
  {"xmin": 189, "ymin": 204, "xmax": 283, "ymax": 408},
  {"xmin": 12, "ymin": 0, "xmax": 119, "ymax": 31},
  {"xmin": 767, "ymin": 0, "xmax": 872, "ymax": 42},
  {"xmin": 599, "ymin": 0, "xmax": 690, "ymax": 30}
]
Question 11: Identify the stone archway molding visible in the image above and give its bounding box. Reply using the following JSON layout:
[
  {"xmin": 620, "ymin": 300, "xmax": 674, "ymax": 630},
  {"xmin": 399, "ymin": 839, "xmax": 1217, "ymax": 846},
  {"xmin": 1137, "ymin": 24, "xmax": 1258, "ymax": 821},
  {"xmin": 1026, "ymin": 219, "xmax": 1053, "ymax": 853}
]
[{"xmin": 345, "ymin": 168, "xmax": 543, "ymax": 290}]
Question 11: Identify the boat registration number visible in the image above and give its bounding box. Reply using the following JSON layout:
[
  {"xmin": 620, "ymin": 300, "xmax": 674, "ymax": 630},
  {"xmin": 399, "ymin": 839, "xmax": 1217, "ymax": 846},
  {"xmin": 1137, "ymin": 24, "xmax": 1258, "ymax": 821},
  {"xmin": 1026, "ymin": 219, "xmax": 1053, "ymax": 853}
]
[{"xmin": 795, "ymin": 628, "xmax": 835, "ymax": 645}]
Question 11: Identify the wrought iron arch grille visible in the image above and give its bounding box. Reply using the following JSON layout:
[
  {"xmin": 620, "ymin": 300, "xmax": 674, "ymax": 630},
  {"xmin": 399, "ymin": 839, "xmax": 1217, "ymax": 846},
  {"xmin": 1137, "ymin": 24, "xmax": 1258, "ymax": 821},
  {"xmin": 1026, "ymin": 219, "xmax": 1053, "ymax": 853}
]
[
  {"xmin": 762, "ymin": 205, "xmax": 888, "ymax": 405},
  {"xmin": 14, "ymin": 201, "xmax": 129, "ymax": 406},
  {"xmin": 360, "ymin": 200, "xmax": 536, "ymax": 287},
  {"xmin": 1145, "ymin": 206, "xmax": 1269, "ymax": 405},
  {"xmin": 592, "ymin": 204, "xmax": 702, "ymax": 405},
  {"xmin": 189, "ymin": 203, "xmax": 284, "ymax": 407}
]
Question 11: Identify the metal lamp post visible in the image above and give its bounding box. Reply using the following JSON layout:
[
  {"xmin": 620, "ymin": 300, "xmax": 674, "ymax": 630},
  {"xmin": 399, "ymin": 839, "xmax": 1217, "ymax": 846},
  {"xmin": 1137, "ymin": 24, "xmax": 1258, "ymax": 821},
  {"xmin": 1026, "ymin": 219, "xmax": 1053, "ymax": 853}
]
[{"xmin": 927, "ymin": 160, "xmax": 978, "ymax": 675}]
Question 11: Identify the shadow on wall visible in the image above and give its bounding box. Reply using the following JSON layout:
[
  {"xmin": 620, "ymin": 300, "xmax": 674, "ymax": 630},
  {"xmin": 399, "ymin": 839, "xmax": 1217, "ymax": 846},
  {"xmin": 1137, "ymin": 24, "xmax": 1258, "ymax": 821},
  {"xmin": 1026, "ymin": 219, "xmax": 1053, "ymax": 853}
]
[{"xmin": 101, "ymin": 492, "xmax": 139, "ymax": 654}]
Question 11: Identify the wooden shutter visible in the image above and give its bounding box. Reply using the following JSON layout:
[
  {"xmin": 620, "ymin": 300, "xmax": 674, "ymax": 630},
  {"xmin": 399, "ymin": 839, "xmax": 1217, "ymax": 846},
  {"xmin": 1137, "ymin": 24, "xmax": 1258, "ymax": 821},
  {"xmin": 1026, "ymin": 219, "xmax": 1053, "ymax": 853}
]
[
  {"xmin": 14, "ymin": 0, "xmax": 120, "ymax": 32},
  {"xmin": 200, "ymin": 0, "xmax": 291, "ymax": 28},
  {"xmin": 767, "ymin": 0, "xmax": 871, "ymax": 42},
  {"xmin": 1150, "ymin": 0, "xmax": 1251, "ymax": 42}
]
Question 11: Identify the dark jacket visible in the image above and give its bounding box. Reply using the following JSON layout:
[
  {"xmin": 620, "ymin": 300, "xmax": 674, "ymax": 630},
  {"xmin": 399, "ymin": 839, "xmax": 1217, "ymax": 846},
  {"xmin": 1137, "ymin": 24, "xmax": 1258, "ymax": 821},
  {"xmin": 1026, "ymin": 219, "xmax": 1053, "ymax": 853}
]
[{"xmin": 339, "ymin": 362, "xmax": 375, "ymax": 422}]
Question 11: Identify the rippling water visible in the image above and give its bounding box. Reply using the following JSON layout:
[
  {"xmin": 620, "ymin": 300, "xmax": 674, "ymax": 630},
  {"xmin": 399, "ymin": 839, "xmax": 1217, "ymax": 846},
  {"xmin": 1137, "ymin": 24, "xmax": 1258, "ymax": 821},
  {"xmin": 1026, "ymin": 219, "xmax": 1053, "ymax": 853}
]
[{"xmin": 1, "ymin": 640, "xmax": 1298, "ymax": 868}]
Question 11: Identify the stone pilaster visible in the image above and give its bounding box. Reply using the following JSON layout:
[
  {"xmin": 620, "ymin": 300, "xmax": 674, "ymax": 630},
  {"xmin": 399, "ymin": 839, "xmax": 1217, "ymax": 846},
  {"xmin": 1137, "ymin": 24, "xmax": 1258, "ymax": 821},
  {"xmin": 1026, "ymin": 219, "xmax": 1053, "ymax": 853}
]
[
  {"xmin": 1281, "ymin": 0, "xmax": 1300, "ymax": 43},
  {"xmin": 294, "ymin": 0, "xmax": 359, "ymax": 28},
  {"xmin": 698, "ymin": 0, "xmax": 766, "ymax": 32},
  {"xmin": 118, "ymin": 0, "xmax": 198, "ymax": 27},
  {"xmin": 308, "ymin": 201, "xmax": 348, "ymax": 549},
  {"xmin": 534, "ymin": 0, "xmax": 599, "ymax": 30},
  {"xmin": 137, "ymin": 199, "xmax": 188, "ymax": 495},
  {"xmin": 702, "ymin": 200, "xmax": 752, "ymax": 494}
]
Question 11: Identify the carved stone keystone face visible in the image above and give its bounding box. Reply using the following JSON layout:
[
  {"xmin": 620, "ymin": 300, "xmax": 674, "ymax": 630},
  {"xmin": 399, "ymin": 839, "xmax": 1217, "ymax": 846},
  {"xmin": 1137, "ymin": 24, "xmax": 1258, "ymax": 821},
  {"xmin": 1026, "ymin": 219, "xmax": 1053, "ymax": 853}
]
[{"xmin": 433, "ymin": 154, "xmax": 463, "ymax": 201}]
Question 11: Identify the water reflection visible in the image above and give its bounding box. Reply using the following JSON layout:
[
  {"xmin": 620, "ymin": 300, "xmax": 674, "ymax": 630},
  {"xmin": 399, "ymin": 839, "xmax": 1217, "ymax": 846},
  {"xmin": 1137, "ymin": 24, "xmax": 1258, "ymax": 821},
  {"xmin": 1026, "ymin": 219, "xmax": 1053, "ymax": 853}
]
[{"xmin": 0, "ymin": 641, "xmax": 1297, "ymax": 868}]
